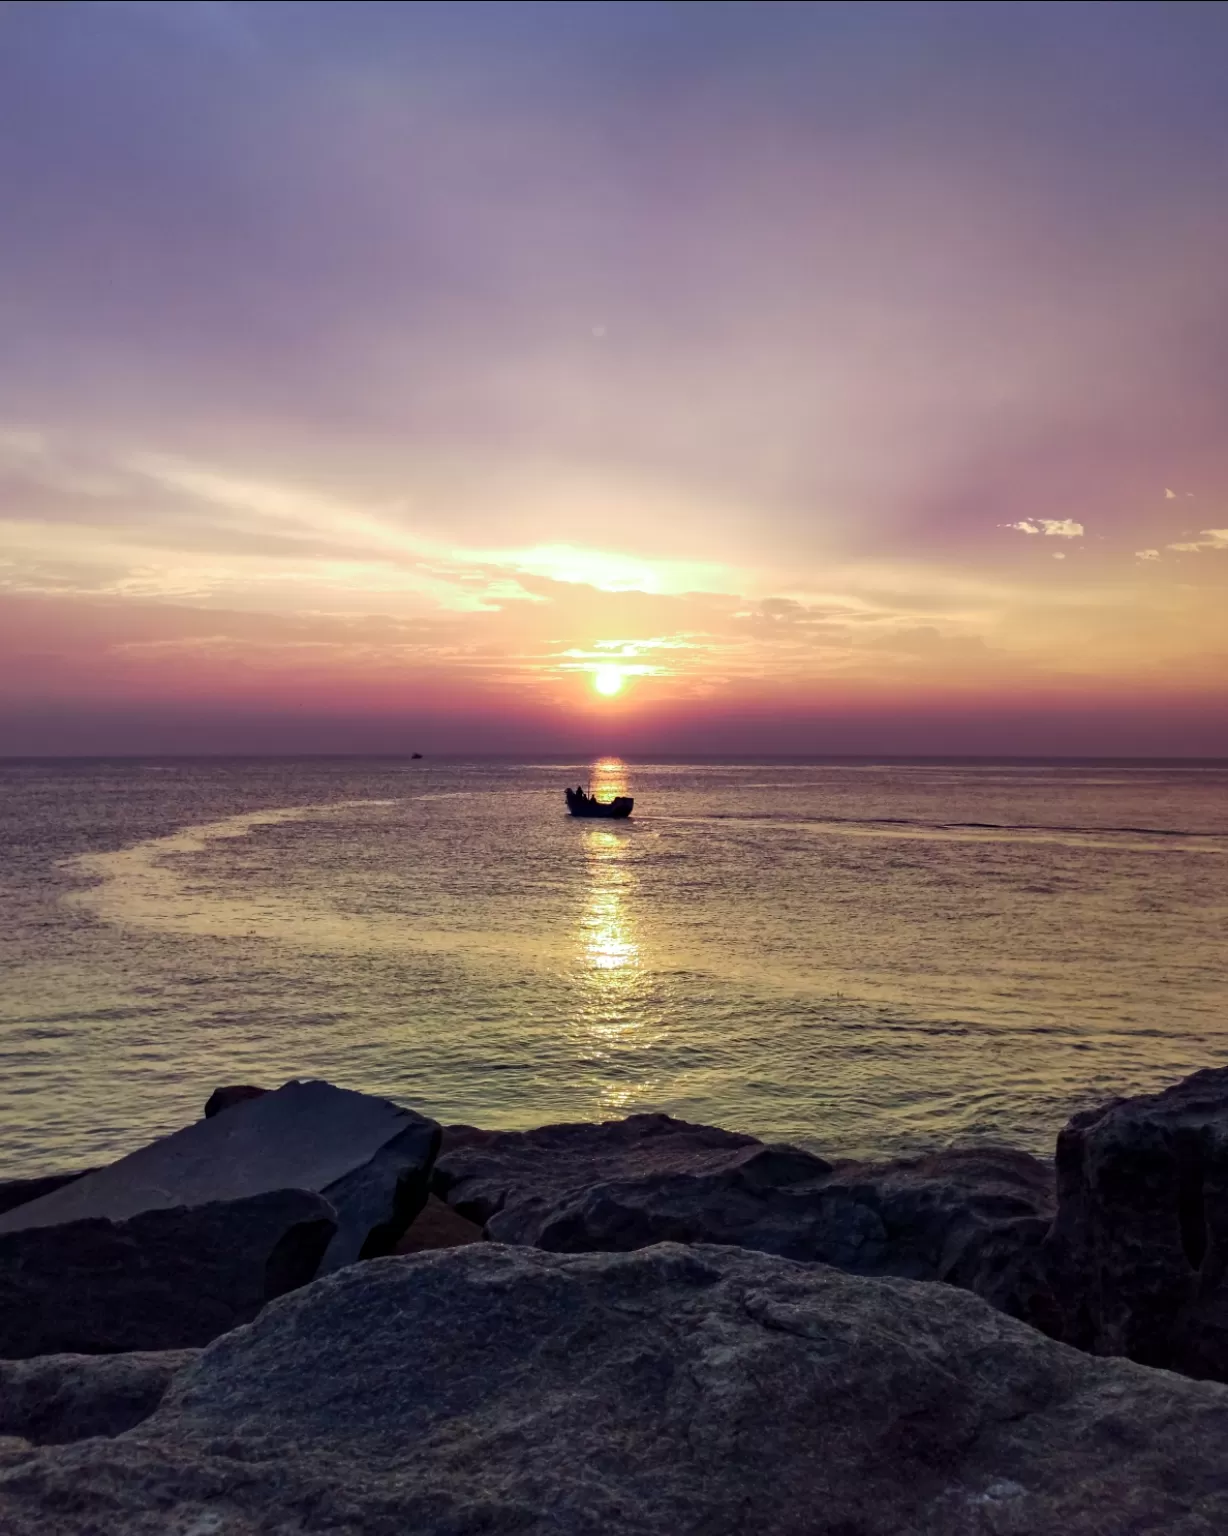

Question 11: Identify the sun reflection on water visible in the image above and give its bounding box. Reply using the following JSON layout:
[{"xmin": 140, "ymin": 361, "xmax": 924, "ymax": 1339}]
[
  {"xmin": 571, "ymin": 760, "xmax": 665, "ymax": 1111},
  {"xmin": 582, "ymin": 829, "xmax": 638, "ymax": 974}
]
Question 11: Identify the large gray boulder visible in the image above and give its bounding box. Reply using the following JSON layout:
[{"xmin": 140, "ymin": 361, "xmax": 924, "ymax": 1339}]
[
  {"xmin": 528, "ymin": 1143, "xmax": 1055, "ymax": 1319},
  {"xmin": 2, "ymin": 1243, "xmax": 1227, "ymax": 1534},
  {"xmin": 0, "ymin": 1351, "xmax": 197, "ymax": 1445},
  {"xmin": 0, "ymin": 1190, "xmax": 335, "ymax": 1357},
  {"xmin": 1044, "ymin": 1065, "xmax": 1228, "ymax": 1381},
  {"xmin": 0, "ymin": 1079, "xmax": 441, "ymax": 1273},
  {"xmin": 436, "ymin": 1115, "xmax": 1053, "ymax": 1317}
]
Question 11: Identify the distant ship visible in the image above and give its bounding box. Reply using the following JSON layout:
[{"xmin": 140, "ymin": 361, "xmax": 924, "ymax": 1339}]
[{"xmin": 566, "ymin": 786, "xmax": 633, "ymax": 819}]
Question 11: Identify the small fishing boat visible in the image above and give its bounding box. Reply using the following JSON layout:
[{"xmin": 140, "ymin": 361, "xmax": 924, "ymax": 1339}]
[{"xmin": 566, "ymin": 786, "xmax": 634, "ymax": 819}]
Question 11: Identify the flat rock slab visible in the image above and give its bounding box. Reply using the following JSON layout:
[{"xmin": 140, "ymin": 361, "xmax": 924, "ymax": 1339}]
[
  {"xmin": 434, "ymin": 1112, "xmax": 762, "ymax": 1227},
  {"xmin": 0, "ymin": 1172, "xmax": 93, "ymax": 1219},
  {"xmin": 0, "ymin": 1351, "xmax": 197, "ymax": 1445},
  {"xmin": 3, "ymin": 1243, "xmax": 1227, "ymax": 1534},
  {"xmin": 1045, "ymin": 1064, "xmax": 1228, "ymax": 1380},
  {"xmin": 0, "ymin": 1079, "xmax": 441, "ymax": 1273},
  {"xmin": 436, "ymin": 1114, "xmax": 1051, "ymax": 1316},
  {"xmin": 0, "ymin": 1190, "xmax": 335, "ymax": 1357}
]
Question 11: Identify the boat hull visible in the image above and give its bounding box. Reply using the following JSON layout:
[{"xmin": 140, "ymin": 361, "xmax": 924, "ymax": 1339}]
[{"xmin": 565, "ymin": 790, "xmax": 633, "ymax": 819}]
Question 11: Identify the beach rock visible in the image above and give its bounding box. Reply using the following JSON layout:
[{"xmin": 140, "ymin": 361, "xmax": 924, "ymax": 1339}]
[
  {"xmin": 433, "ymin": 1111, "xmax": 762, "ymax": 1227},
  {"xmin": 436, "ymin": 1114, "xmax": 1052, "ymax": 1315},
  {"xmin": 0, "ymin": 1351, "xmax": 197, "ymax": 1445},
  {"xmin": 0, "ymin": 1171, "xmax": 92, "ymax": 1219},
  {"xmin": 0, "ymin": 1079, "xmax": 441, "ymax": 1273},
  {"xmin": 0, "ymin": 1190, "xmax": 335, "ymax": 1358},
  {"xmin": 527, "ymin": 1144, "xmax": 1055, "ymax": 1316},
  {"xmin": 1044, "ymin": 1065, "xmax": 1228, "ymax": 1381},
  {"xmin": 202, "ymin": 1084, "xmax": 267, "ymax": 1119},
  {"xmin": 2, "ymin": 1243, "xmax": 1227, "ymax": 1534}
]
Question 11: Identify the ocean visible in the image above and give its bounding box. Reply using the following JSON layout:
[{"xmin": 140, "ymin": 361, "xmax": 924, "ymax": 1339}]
[{"xmin": 1, "ymin": 757, "xmax": 1225, "ymax": 1176}]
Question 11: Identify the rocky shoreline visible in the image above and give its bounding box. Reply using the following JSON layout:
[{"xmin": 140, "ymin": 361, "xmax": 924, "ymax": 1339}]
[{"xmin": 1, "ymin": 1067, "xmax": 1227, "ymax": 1532}]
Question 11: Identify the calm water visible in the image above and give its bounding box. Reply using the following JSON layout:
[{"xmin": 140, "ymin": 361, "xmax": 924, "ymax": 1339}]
[{"xmin": 1, "ymin": 757, "xmax": 1226, "ymax": 1176}]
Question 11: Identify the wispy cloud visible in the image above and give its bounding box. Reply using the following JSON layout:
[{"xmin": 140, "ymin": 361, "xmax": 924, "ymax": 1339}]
[
  {"xmin": 1168, "ymin": 529, "xmax": 1228, "ymax": 553},
  {"xmin": 1004, "ymin": 519, "xmax": 1085, "ymax": 538},
  {"xmin": 4, "ymin": 3, "xmax": 1228, "ymax": 748}
]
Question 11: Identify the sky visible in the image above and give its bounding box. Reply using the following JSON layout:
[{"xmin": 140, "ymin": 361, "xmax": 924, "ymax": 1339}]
[{"xmin": 2, "ymin": 0, "xmax": 1228, "ymax": 756}]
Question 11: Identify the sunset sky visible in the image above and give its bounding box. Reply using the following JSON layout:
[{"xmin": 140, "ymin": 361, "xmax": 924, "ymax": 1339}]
[{"xmin": 2, "ymin": 0, "xmax": 1227, "ymax": 755}]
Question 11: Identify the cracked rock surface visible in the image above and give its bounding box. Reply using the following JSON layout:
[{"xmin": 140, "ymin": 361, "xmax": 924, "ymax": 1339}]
[
  {"xmin": 436, "ymin": 1114, "xmax": 1053, "ymax": 1318},
  {"xmin": 1045, "ymin": 1065, "xmax": 1228, "ymax": 1380},
  {"xmin": 3, "ymin": 1241, "xmax": 1226, "ymax": 1535},
  {"xmin": 0, "ymin": 1352, "xmax": 197, "ymax": 1446}
]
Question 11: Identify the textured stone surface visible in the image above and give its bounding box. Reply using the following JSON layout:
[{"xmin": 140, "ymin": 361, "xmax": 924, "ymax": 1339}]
[
  {"xmin": 433, "ymin": 1112, "xmax": 762, "ymax": 1227},
  {"xmin": 0, "ymin": 1172, "xmax": 92, "ymax": 1220},
  {"xmin": 0, "ymin": 1351, "xmax": 197, "ymax": 1445},
  {"xmin": 1044, "ymin": 1065, "xmax": 1228, "ymax": 1380},
  {"xmin": 2, "ymin": 1243, "xmax": 1227, "ymax": 1534},
  {"xmin": 0, "ymin": 1190, "xmax": 335, "ymax": 1357},
  {"xmin": 0, "ymin": 1079, "xmax": 441, "ymax": 1272},
  {"xmin": 436, "ymin": 1114, "xmax": 1052, "ymax": 1316}
]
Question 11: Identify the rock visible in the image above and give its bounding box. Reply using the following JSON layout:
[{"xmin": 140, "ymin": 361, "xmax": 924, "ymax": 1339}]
[
  {"xmin": 0, "ymin": 1351, "xmax": 197, "ymax": 1445},
  {"xmin": 2, "ymin": 1243, "xmax": 1227, "ymax": 1534},
  {"xmin": 433, "ymin": 1111, "xmax": 761, "ymax": 1227},
  {"xmin": 0, "ymin": 1190, "xmax": 335, "ymax": 1357},
  {"xmin": 436, "ymin": 1114, "xmax": 1052, "ymax": 1316},
  {"xmin": 1043, "ymin": 1065, "xmax": 1228, "ymax": 1381},
  {"xmin": 202, "ymin": 1084, "xmax": 267, "ymax": 1119},
  {"xmin": 394, "ymin": 1193, "xmax": 483, "ymax": 1254},
  {"xmin": 0, "ymin": 1079, "xmax": 441, "ymax": 1273},
  {"xmin": 0, "ymin": 1172, "xmax": 93, "ymax": 1220}
]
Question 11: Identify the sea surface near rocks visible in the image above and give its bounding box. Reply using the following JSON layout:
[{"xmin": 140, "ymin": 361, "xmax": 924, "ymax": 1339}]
[{"xmin": 1, "ymin": 756, "xmax": 1225, "ymax": 1173}]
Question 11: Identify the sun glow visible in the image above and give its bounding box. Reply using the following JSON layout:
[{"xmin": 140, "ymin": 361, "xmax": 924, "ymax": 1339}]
[{"xmin": 593, "ymin": 666, "xmax": 625, "ymax": 697}]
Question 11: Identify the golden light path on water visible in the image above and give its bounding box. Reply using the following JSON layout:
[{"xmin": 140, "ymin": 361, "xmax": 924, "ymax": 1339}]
[
  {"xmin": 573, "ymin": 758, "xmax": 663, "ymax": 1114},
  {"xmin": 61, "ymin": 757, "xmax": 677, "ymax": 1120},
  {"xmin": 5, "ymin": 755, "xmax": 1225, "ymax": 1176},
  {"xmin": 62, "ymin": 766, "xmax": 670, "ymax": 1118},
  {"xmin": 582, "ymin": 832, "xmax": 637, "ymax": 976}
]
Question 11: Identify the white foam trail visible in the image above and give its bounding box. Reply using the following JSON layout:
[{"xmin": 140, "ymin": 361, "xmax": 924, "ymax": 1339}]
[
  {"xmin": 62, "ymin": 800, "xmax": 569, "ymax": 964},
  {"xmin": 65, "ymin": 802, "xmax": 397, "ymax": 940}
]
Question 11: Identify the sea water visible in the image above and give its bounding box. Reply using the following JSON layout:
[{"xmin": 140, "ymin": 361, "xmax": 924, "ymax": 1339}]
[{"xmin": 1, "ymin": 757, "xmax": 1225, "ymax": 1174}]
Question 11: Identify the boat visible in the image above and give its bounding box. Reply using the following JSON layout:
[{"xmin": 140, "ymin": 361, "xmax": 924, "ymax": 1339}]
[{"xmin": 566, "ymin": 786, "xmax": 634, "ymax": 819}]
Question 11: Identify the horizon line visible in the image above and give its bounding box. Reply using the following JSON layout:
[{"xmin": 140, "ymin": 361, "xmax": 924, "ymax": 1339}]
[{"xmin": 4, "ymin": 752, "xmax": 1227, "ymax": 768}]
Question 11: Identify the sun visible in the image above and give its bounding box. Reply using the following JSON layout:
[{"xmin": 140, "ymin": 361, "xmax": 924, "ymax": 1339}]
[{"xmin": 593, "ymin": 665, "xmax": 624, "ymax": 697}]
